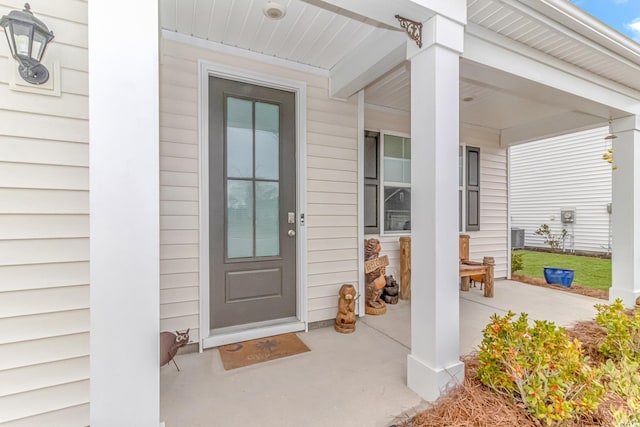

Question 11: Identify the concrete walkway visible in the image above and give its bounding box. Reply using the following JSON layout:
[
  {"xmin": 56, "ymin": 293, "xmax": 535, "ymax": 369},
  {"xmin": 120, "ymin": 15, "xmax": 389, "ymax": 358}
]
[{"xmin": 160, "ymin": 280, "xmax": 601, "ymax": 427}]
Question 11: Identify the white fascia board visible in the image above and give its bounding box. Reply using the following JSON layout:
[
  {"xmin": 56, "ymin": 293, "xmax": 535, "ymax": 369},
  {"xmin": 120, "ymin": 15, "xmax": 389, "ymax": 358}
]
[
  {"xmin": 330, "ymin": 31, "xmax": 406, "ymax": 99},
  {"xmin": 501, "ymin": 111, "xmax": 606, "ymax": 146},
  {"xmin": 463, "ymin": 27, "xmax": 640, "ymax": 115},
  {"xmin": 314, "ymin": 0, "xmax": 437, "ymax": 28}
]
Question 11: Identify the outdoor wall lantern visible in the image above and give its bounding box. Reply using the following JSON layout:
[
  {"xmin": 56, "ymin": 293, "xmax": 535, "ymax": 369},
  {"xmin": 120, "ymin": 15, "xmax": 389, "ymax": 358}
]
[{"xmin": 0, "ymin": 3, "xmax": 54, "ymax": 85}]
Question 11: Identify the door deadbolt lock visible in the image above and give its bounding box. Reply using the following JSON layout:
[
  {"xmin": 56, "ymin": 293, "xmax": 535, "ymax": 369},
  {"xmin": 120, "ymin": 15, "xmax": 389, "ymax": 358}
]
[
  {"xmin": 288, "ymin": 229, "xmax": 296, "ymax": 237},
  {"xmin": 287, "ymin": 212, "xmax": 295, "ymax": 224}
]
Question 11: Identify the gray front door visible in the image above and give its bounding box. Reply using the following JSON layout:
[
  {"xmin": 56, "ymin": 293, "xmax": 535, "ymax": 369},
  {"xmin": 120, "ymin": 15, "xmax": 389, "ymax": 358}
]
[{"xmin": 209, "ymin": 77, "xmax": 296, "ymax": 330}]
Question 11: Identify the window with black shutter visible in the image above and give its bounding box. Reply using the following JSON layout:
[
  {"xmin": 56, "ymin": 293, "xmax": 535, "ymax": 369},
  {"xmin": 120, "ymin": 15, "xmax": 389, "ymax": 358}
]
[
  {"xmin": 466, "ymin": 145, "xmax": 480, "ymax": 231},
  {"xmin": 364, "ymin": 131, "xmax": 379, "ymax": 234}
]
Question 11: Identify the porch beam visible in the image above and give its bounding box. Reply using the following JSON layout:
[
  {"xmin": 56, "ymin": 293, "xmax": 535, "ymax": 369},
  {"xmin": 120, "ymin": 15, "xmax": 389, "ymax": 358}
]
[
  {"xmin": 330, "ymin": 31, "xmax": 406, "ymax": 99},
  {"xmin": 407, "ymin": 14, "xmax": 465, "ymax": 401},
  {"xmin": 464, "ymin": 25, "xmax": 640, "ymax": 116},
  {"xmin": 308, "ymin": 0, "xmax": 466, "ymax": 28},
  {"xmin": 501, "ymin": 111, "xmax": 606, "ymax": 146},
  {"xmin": 89, "ymin": 0, "xmax": 160, "ymax": 424},
  {"xmin": 610, "ymin": 115, "xmax": 640, "ymax": 308}
]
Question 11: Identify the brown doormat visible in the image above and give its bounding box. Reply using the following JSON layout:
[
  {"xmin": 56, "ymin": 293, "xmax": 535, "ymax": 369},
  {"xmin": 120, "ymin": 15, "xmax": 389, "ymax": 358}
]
[{"xmin": 218, "ymin": 333, "xmax": 310, "ymax": 370}]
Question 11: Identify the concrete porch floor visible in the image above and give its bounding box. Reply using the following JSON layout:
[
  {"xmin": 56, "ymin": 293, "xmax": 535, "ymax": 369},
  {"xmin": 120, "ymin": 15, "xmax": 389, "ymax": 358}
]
[{"xmin": 160, "ymin": 280, "xmax": 601, "ymax": 427}]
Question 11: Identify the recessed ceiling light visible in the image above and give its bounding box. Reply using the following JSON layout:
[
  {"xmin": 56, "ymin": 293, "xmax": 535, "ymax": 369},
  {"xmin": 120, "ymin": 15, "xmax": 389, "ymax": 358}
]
[{"xmin": 263, "ymin": 2, "xmax": 286, "ymax": 20}]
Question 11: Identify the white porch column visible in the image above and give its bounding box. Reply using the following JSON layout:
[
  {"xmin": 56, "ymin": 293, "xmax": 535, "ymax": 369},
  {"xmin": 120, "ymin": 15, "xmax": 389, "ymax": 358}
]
[
  {"xmin": 407, "ymin": 15, "xmax": 465, "ymax": 400},
  {"xmin": 611, "ymin": 115, "xmax": 640, "ymax": 307},
  {"xmin": 89, "ymin": 0, "xmax": 160, "ymax": 425}
]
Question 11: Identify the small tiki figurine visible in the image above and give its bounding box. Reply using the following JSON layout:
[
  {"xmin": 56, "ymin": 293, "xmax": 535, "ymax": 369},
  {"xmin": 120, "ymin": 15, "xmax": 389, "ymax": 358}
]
[
  {"xmin": 335, "ymin": 284, "xmax": 357, "ymax": 333},
  {"xmin": 364, "ymin": 238, "xmax": 388, "ymax": 315},
  {"xmin": 160, "ymin": 329, "xmax": 190, "ymax": 371}
]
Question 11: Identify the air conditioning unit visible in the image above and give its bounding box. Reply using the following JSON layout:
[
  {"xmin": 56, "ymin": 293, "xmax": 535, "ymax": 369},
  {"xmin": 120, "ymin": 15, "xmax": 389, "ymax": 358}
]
[{"xmin": 511, "ymin": 227, "xmax": 525, "ymax": 249}]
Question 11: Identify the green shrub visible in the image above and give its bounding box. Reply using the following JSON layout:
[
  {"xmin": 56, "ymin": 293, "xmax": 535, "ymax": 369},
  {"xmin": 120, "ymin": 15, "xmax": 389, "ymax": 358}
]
[
  {"xmin": 595, "ymin": 299, "xmax": 640, "ymax": 362},
  {"xmin": 477, "ymin": 311, "xmax": 604, "ymax": 424},
  {"xmin": 602, "ymin": 358, "xmax": 640, "ymax": 426},
  {"xmin": 511, "ymin": 251, "xmax": 524, "ymax": 273}
]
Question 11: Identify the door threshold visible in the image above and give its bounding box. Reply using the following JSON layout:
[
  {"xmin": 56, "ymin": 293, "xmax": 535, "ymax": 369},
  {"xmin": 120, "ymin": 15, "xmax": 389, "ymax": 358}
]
[{"xmin": 202, "ymin": 317, "xmax": 305, "ymax": 349}]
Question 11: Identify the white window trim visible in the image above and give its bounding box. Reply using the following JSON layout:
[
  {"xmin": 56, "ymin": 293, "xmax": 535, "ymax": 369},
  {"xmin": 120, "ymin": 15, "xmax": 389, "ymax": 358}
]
[
  {"xmin": 460, "ymin": 143, "xmax": 467, "ymax": 233},
  {"xmin": 380, "ymin": 130, "xmax": 412, "ymax": 237}
]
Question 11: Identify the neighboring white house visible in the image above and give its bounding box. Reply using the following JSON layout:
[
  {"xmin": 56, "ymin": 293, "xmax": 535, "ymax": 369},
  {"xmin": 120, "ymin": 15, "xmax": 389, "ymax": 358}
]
[
  {"xmin": 510, "ymin": 126, "xmax": 613, "ymax": 254},
  {"xmin": 2, "ymin": 0, "xmax": 640, "ymax": 425}
]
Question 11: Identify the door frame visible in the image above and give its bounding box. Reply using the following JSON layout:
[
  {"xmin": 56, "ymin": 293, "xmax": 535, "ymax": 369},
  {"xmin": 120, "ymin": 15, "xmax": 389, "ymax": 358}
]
[{"xmin": 198, "ymin": 60, "xmax": 308, "ymax": 350}]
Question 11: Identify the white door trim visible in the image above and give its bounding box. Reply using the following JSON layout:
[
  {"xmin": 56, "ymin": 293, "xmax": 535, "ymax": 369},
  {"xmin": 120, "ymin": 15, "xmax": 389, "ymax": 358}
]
[{"xmin": 198, "ymin": 60, "xmax": 308, "ymax": 351}]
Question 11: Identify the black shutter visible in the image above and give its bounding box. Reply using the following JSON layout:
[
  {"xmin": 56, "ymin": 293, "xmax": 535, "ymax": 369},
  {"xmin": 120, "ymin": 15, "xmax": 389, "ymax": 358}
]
[
  {"xmin": 364, "ymin": 131, "xmax": 379, "ymax": 234},
  {"xmin": 466, "ymin": 146, "xmax": 480, "ymax": 231}
]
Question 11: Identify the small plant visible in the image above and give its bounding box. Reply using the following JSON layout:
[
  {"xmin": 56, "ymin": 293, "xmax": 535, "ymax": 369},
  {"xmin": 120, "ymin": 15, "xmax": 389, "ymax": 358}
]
[
  {"xmin": 477, "ymin": 311, "xmax": 604, "ymax": 424},
  {"xmin": 534, "ymin": 223, "xmax": 568, "ymax": 252},
  {"xmin": 595, "ymin": 299, "xmax": 640, "ymax": 362},
  {"xmin": 602, "ymin": 358, "xmax": 640, "ymax": 426},
  {"xmin": 511, "ymin": 251, "xmax": 524, "ymax": 273}
]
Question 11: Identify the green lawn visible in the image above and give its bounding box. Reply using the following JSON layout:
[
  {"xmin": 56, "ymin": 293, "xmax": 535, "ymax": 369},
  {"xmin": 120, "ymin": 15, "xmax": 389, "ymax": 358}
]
[{"xmin": 513, "ymin": 250, "xmax": 611, "ymax": 290}]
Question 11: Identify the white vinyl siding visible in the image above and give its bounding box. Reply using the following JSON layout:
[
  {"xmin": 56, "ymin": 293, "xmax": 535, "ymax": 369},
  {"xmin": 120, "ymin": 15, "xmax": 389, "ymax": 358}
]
[
  {"xmin": 465, "ymin": 142, "xmax": 509, "ymax": 278},
  {"xmin": 510, "ymin": 127, "xmax": 612, "ymax": 253},
  {"xmin": 0, "ymin": 1, "xmax": 89, "ymax": 425},
  {"xmin": 160, "ymin": 37, "xmax": 359, "ymax": 328}
]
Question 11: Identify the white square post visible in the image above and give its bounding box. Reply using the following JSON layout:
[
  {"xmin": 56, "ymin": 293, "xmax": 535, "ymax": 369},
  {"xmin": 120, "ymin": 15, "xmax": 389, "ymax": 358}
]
[
  {"xmin": 89, "ymin": 0, "xmax": 160, "ymax": 424},
  {"xmin": 407, "ymin": 15, "xmax": 466, "ymax": 400},
  {"xmin": 611, "ymin": 115, "xmax": 640, "ymax": 307}
]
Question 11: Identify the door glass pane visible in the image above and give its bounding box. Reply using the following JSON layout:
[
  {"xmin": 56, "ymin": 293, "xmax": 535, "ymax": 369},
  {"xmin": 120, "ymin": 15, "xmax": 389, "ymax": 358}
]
[
  {"xmin": 255, "ymin": 102, "xmax": 279, "ymax": 180},
  {"xmin": 255, "ymin": 182, "xmax": 279, "ymax": 257},
  {"xmin": 384, "ymin": 186, "xmax": 411, "ymax": 232},
  {"xmin": 227, "ymin": 180, "xmax": 254, "ymax": 258},
  {"xmin": 226, "ymin": 97, "xmax": 253, "ymax": 178}
]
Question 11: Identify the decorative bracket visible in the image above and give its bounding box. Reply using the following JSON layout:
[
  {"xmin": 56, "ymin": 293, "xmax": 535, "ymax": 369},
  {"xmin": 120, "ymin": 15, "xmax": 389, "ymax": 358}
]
[{"xmin": 395, "ymin": 14, "xmax": 422, "ymax": 48}]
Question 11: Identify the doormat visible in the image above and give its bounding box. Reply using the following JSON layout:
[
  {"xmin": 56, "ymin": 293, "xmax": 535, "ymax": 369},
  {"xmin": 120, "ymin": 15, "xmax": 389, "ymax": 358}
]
[{"xmin": 218, "ymin": 333, "xmax": 310, "ymax": 370}]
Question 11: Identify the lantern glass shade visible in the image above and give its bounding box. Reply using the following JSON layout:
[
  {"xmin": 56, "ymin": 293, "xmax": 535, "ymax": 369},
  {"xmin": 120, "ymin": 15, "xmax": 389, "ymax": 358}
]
[{"xmin": 0, "ymin": 3, "xmax": 54, "ymax": 85}]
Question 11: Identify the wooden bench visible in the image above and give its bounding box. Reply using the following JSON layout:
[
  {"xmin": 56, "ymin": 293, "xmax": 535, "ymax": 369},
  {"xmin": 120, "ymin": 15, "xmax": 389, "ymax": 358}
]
[{"xmin": 459, "ymin": 234, "xmax": 495, "ymax": 297}]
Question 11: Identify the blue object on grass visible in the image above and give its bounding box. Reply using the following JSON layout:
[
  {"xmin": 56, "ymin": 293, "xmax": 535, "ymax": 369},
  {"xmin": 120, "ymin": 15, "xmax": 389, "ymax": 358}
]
[{"xmin": 543, "ymin": 267, "xmax": 574, "ymax": 287}]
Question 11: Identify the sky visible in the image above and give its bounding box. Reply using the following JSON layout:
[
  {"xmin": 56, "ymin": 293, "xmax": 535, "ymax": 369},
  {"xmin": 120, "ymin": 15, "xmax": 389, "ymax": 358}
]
[{"xmin": 570, "ymin": 0, "xmax": 640, "ymax": 42}]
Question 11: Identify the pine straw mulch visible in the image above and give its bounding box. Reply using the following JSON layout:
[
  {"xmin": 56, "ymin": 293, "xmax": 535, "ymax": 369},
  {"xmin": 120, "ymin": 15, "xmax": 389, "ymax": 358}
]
[
  {"xmin": 511, "ymin": 274, "xmax": 608, "ymax": 300},
  {"xmin": 398, "ymin": 319, "xmax": 630, "ymax": 427}
]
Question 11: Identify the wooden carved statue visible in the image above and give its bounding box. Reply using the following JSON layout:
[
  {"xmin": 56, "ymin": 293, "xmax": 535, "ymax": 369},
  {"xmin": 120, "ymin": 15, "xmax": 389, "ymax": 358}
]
[
  {"xmin": 364, "ymin": 238, "xmax": 388, "ymax": 315},
  {"xmin": 160, "ymin": 328, "xmax": 190, "ymax": 371},
  {"xmin": 334, "ymin": 284, "xmax": 357, "ymax": 333}
]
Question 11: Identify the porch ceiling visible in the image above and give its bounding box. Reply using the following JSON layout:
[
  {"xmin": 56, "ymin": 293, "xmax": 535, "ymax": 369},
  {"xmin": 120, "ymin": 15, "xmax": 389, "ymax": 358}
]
[{"xmin": 160, "ymin": 0, "xmax": 640, "ymax": 143}]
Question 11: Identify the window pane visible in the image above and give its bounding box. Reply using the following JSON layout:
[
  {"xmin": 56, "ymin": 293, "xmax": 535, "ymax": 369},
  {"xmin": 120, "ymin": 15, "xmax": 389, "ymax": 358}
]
[
  {"xmin": 226, "ymin": 97, "xmax": 253, "ymax": 178},
  {"xmin": 384, "ymin": 135, "xmax": 410, "ymax": 183},
  {"xmin": 384, "ymin": 186, "xmax": 411, "ymax": 232},
  {"xmin": 227, "ymin": 180, "xmax": 254, "ymax": 258},
  {"xmin": 403, "ymin": 138, "xmax": 411, "ymax": 183},
  {"xmin": 255, "ymin": 182, "xmax": 279, "ymax": 257},
  {"xmin": 255, "ymin": 102, "xmax": 279, "ymax": 180}
]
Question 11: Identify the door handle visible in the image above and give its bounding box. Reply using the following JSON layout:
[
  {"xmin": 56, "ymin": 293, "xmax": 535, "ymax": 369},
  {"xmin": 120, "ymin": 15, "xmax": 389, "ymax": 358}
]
[{"xmin": 288, "ymin": 230, "xmax": 296, "ymax": 237}]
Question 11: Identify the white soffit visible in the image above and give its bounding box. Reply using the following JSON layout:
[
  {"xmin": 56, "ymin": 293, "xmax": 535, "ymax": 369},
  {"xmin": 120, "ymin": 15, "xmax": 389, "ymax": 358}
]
[
  {"xmin": 159, "ymin": 0, "xmax": 393, "ymax": 70},
  {"xmin": 467, "ymin": 0, "xmax": 640, "ymax": 93}
]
